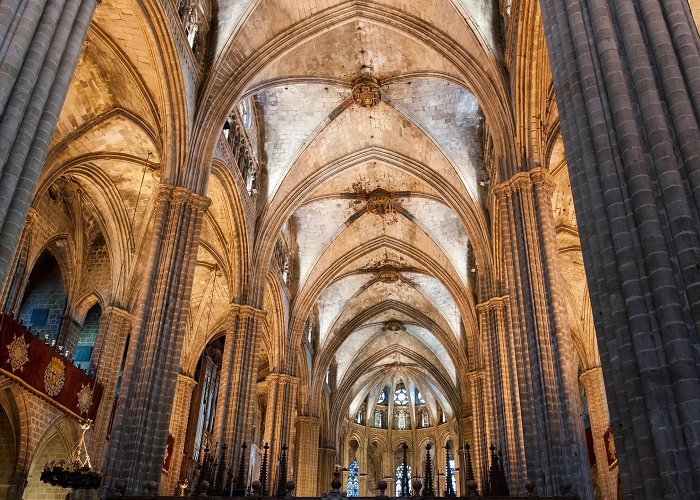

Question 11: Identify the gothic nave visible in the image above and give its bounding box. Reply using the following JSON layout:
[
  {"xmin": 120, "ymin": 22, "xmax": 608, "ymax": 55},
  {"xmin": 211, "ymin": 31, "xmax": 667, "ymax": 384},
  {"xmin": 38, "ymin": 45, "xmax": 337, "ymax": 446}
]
[{"xmin": 1, "ymin": 0, "xmax": 699, "ymax": 499}]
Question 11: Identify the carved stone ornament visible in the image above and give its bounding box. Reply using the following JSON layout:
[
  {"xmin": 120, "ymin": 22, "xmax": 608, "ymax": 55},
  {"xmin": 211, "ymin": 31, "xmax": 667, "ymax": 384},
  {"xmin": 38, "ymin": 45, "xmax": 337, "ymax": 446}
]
[
  {"xmin": 352, "ymin": 74, "xmax": 381, "ymax": 108},
  {"xmin": 6, "ymin": 335, "xmax": 29, "ymax": 372},
  {"xmin": 367, "ymin": 188, "xmax": 393, "ymax": 216},
  {"xmin": 378, "ymin": 265, "xmax": 400, "ymax": 284}
]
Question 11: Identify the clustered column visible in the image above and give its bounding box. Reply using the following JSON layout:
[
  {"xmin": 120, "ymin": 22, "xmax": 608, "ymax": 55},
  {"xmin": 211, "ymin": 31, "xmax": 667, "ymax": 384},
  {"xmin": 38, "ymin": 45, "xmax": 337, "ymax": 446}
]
[
  {"xmin": 262, "ymin": 373, "xmax": 299, "ymax": 494},
  {"xmin": 295, "ymin": 416, "xmax": 321, "ymax": 496},
  {"xmin": 0, "ymin": 0, "xmax": 98, "ymax": 286},
  {"xmin": 474, "ymin": 297, "xmax": 510, "ymax": 486},
  {"xmin": 539, "ymin": 0, "xmax": 700, "ymax": 496},
  {"xmin": 102, "ymin": 185, "xmax": 210, "ymax": 495},
  {"xmin": 492, "ymin": 168, "xmax": 591, "ymax": 497},
  {"xmin": 87, "ymin": 305, "xmax": 133, "ymax": 466},
  {"xmin": 162, "ymin": 374, "xmax": 197, "ymax": 495},
  {"xmin": 579, "ymin": 367, "xmax": 617, "ymax": 499},
  {"xmin": 213, "ymin": 304, "xmax": 266, "ymax": 483}
]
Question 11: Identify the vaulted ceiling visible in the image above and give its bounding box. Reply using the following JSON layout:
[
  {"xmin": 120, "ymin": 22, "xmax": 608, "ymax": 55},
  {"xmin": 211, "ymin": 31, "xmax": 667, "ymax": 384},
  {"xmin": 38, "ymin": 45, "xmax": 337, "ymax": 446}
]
[{"xmin": 207, "ymin": 0, "xmax": 507, "ymax": 422}]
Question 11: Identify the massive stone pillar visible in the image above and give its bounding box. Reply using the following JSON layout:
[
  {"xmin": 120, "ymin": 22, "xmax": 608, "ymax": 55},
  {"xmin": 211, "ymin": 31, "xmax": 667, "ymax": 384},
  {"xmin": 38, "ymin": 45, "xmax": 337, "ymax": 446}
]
[
  {"xmin": 539, "ymin": 1, "xmax": 700, "ymax": 496},
  {"xmin": 492, "ymin": 168, "xmax": 591, "ymax": 497},
  {"xmin": 475, "ymin": 297, "xmax": 510, "ymax": 486},
  {"xmin": 213, "ymin": 304, "xmax": 266, "ymax": 485},
  {"xmin": 162, "ymin": 374, "xmax": 197, "ymax": 495},
  {"xmin": 0, "ymin": 0, "xmax": 97, "ymax": 287},
  {"xmin": 580, "ymin": 367, "xmax": 617, "ymax": 500},
  {"xmin": 102, "ymin": 185, "xmax": 209, "ymax": 495},
  {"xmin": 295, "ymin": 416, "xmax": 320, "ymax": 496},
  {"xmin": 87, "ymin": 305, "xmax": 133, "ymax": 466},
  {"xmin": 262, "ymin": 373, "xmax": 298, "ymax": 494}
]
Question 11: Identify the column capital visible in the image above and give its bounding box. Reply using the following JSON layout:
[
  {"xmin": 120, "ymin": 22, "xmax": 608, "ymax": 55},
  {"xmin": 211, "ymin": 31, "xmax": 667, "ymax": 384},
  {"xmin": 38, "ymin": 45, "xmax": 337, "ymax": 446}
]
[
  {"xmin": 464, "ymin": 369, "xmax": 485, "ymax": 383},
  {"xmin": 105, "ymin": 305, "xmax": 134, "ymax": 322},
  {"xmin": 266, "ymin": 372, "xmax": 300, "ymax": 386},
  {"xmin": 154, "ymin": 184, "xmax": 212, "ymax": 212},
  {"xmin": 579, "ymin": 366, "xmax": 603, "ymax": 383},
  {"xmin": 176, "ymin": 372, "xmax": 198, "ymax": 389},
  {"xmin": 228, "ymin": 303, "xmax": 266, "ymax": 321},
  {"xmin": 493, "ymin": 166, "xmax": 554, "ymax": 199},
  {"xmin": 297, "ymin": 415, "xmax": 321, "ymax": 426},
  {"xmin": 475, "ymin": 295, "xmax": 509, "ymax": 312}
]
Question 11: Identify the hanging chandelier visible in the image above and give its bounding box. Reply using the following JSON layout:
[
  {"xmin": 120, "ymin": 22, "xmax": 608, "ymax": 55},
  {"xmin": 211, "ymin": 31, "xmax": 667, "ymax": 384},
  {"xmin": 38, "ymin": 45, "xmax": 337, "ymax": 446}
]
[{"xmin": 41, "ymin": 422, "xmax": 102, "ymax": 490}]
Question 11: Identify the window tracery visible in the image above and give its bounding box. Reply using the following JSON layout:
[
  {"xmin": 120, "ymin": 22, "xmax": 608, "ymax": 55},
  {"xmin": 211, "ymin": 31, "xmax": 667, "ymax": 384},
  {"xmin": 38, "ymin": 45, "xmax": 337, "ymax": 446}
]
[
  {"xmin": 395, "ymin": 464, "xmax": 411, "ymax": 497},
  {"xmin": 347, "ymin": 460, "xmax": 359, "ymax": 497},
  {"xmin": 373, "ymin": 409, "xmax": 386, "ymax": 428},
  {"xmin": 394, "ymin": 382, "xmax": 408, "ymax": 406}
]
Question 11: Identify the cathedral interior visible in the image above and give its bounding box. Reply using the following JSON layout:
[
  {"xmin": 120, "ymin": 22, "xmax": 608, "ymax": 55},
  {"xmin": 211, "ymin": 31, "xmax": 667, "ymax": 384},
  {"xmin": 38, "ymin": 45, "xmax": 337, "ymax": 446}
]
[{"xmin": 1, "ymin": 0, "xmax": 700, "ymax": 499}]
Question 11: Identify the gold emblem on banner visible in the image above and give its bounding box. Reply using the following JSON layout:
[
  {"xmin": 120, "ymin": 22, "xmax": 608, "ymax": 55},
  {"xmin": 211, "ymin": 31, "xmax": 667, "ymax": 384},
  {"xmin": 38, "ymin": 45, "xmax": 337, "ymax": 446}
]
[
  {"xmin": 44, "ymin": 357, "xmax": 65, "ymax": 396},
  {"xmin": 6, "ymin": 335, "xmax": 29, "ymax": 372},
  {"xmin": 77, "ymin": 384, "xmax": 94, "ymax": 415}
]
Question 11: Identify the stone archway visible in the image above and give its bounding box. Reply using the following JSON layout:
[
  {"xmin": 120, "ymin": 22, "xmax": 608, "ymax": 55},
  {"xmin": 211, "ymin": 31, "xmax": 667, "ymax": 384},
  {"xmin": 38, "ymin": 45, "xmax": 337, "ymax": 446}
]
[
  {"xmin": 0, "ymin": 402, "xmax": 17, "ymax": 498},
  {"xmin": 23, "ymin": 420, "xmax": 75, "ymax": 500}
]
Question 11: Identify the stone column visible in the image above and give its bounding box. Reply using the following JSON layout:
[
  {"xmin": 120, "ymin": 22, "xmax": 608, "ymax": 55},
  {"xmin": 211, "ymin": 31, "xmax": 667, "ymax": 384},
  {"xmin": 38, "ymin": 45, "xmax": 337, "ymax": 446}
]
[
  {"xmin": 540, "ymin": 1, "xmax": 700, "ymax": 496},
  {"xmin": 475, "ymin": 296, "xmax": 510, "ymax": 486},
  {"xmin": 59, "ymin": 313, "xmax": 82, "ymax": 357},
  {"xmin": 213, "ymin": 304, "xmax": 266, "ymax": 485},
  {"xmin": 102, "ymin": 185, "xmax": 210, "ymax": 495},
  {"xmin": 0, "ymin": 0, "xmax": 98, "ymax": 288},
  {"xmin": 262, "ymin": 373, "xmax": 299, "ymax": 495},
  {"xmin": 1, "ymin": 207, "xmax": 37, "ymax": 312},
  {"xmin": 295, "ymin": 416, "xmax": 320, "ymax": 496},
  {"xmin": 493, "ymin": 168, "xmax": 591, "ymax": 497},
  {"xmin": 87, "ymin": 305, "xmax": 133, "ymax": 467},
  {"xmin": 317, "ymin": 447, "xmax": 336, "ymax": 494},
  {"xmin": 162, "ymin": 374, "xmax": 197, "ymax": 495},
  {"xmin": 580, "ymin": 367, "xmax": 616, "ymax": 500}
]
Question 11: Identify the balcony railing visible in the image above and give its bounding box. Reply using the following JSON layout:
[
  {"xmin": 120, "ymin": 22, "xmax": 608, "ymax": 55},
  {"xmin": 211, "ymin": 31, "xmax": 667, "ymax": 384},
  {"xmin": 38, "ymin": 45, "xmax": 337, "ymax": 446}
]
[{"xmin": 0, "ymin": 313, "xmax": 103, "ymax": 421}]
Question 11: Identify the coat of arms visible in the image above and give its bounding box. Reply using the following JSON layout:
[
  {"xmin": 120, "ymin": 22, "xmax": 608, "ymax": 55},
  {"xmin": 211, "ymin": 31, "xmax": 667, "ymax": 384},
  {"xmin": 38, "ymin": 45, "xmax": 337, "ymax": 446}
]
[
  {"xmin": 77, "ymin": 384, "xmax": 94, "ymax": 415},
  {"xmin": 6, "ymin": 335, "xmax": 29, "ymax": 372},
  {"xmin": 44, "ymin": 357, "xmax": 65, "ymax": 396}
]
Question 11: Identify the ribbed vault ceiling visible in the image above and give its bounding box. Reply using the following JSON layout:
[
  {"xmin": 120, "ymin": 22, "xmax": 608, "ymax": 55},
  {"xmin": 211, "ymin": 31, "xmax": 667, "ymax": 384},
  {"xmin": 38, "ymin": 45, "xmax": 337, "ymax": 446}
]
[{"xmin": 213, "ymin": 0, "xmax": 501, "ymax": 423}]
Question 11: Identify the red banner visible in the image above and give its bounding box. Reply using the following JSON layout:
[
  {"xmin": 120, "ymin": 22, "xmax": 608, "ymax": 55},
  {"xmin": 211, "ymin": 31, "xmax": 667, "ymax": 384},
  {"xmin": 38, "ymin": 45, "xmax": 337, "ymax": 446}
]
[{"xmin": 0, "ymin": 314, "xmax": 103, "ymax": 421}]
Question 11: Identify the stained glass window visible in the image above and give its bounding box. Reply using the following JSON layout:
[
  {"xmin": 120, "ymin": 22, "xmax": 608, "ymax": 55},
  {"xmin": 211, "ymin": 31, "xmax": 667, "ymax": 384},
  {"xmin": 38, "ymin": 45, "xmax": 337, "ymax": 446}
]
[
  {"xmin": 394, "ymin": 385, "xmax": 408, "ymax": 406},
  {"xmin": 347, "ymin": 461, "xmax": 359, "ymax": 497},
  {"xmin": 445, "ymin": 459, "xmax": 457, "ymax": 494},
  {"xmin": 415, "ymin": 390, "xmax": 425, "ymax": 404},
  {"xmin": 377, "ymin": 390, "xmax": 386, "ymax": 405},
  {"xmin": 395, "ymin": 464, "xmax": 412, "ymax": 496},
  {"xmin": 239, "ymin": 100, "xmax": 252, "ymax": 129}
]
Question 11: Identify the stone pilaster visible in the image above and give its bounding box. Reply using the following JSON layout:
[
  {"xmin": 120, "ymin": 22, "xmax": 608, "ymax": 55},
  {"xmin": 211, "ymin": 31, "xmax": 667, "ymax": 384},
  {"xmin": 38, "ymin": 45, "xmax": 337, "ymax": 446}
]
[
  {"xmin": 580, "ymin": 367, "xmax": 616, "ymax": 500},
  {"xmin": 86, "ymin": 305, "xmax": 133, "ymax": 467},
  {"xmin": 102, "ymin": 185, "xmax": 210, "ymax": 495},
  {"xmin": 295, "ymin": 416, "xmax": 320, "ymax": 496},
  {"xmin": 262, "ymin": 373, "xmax": 299, "ymax": 495},
  {"xmin": 493, "ymin": 168, "xmax": 591, "ymax": 497},
  {"xmin": 213, "ymin": 303, "xmax": 266, "ymax": 486},
  {"xmin": 162, "ymin": 374, "xmax": 197, "ymax": 495},
  {"xmin": 540, "ymin": 0, "xmax": 700, "ymax": 496},
  {"xmin": 0, "ymin": 0, "xmax": 98, "ymax": 288}
]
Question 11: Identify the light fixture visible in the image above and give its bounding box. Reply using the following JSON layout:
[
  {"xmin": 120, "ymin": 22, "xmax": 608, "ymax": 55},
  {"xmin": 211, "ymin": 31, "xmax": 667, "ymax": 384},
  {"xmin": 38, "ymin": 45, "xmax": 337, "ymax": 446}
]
[{"xmin": 41, "ymin": 422, "xmax": 101, "ymax": 491}]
